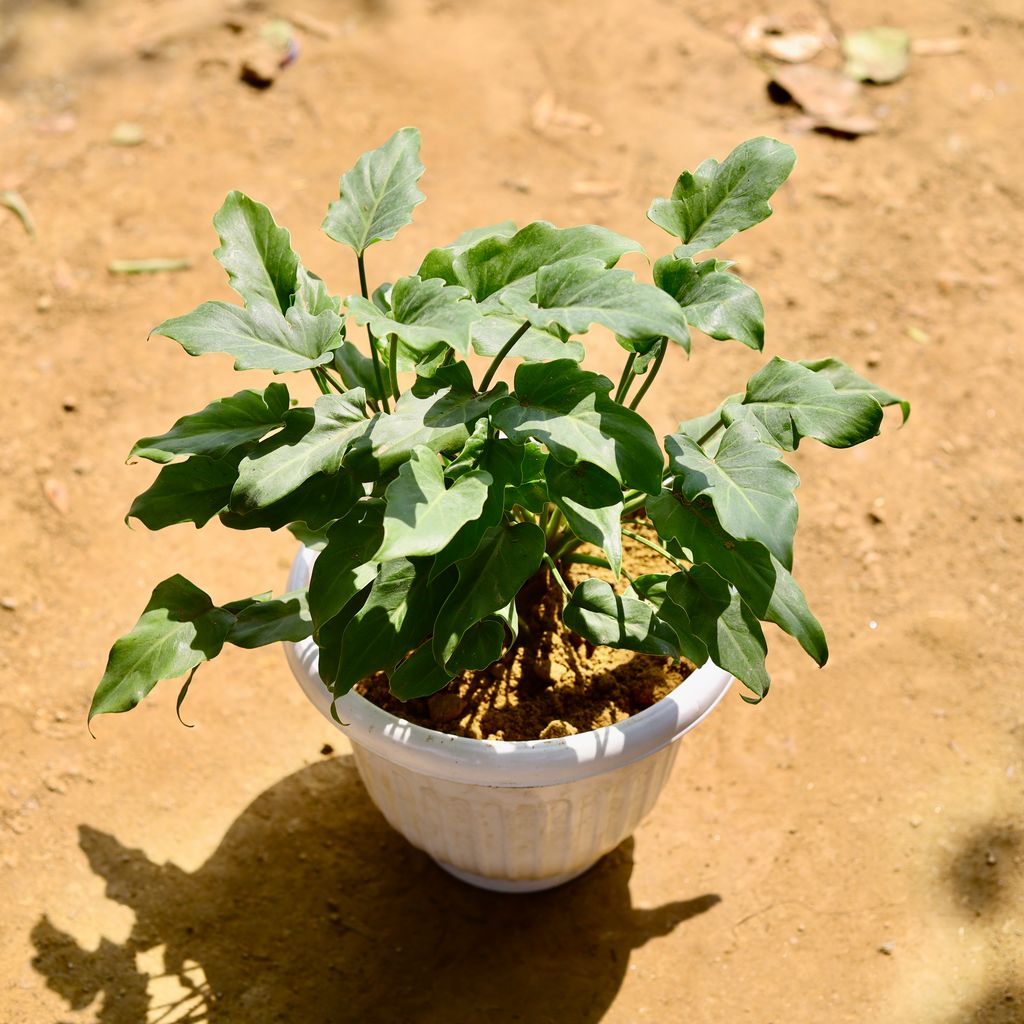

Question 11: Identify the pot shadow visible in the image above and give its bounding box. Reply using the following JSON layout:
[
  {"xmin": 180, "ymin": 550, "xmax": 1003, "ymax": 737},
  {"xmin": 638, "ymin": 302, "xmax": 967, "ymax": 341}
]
[{"xmin": 31, "ymin": 756, "xmax": 721, "ymax": 1024}]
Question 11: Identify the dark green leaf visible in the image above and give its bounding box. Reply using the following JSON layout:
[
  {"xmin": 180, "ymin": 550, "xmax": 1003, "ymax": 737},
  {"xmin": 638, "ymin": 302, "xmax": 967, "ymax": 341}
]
[
  {"xmin": 545, "ymin": 460, "xmax": 623, "ymax": 576},
  {"xmin": 307, "ymin": 505, "xmax": 384, "ymax": 632},
  {"xmin": 665, "ymin": 565, "xmax": 770, "ymax": 700},
  {"xmin": 90, "ymin": 576, "xmax": 234, "ymax": 720},
  {"xmin": 213, "ymin": 191, "xmax": 299, "ymax": 313},
  {"xmin": 316, "ymin": 583, "xmax": 371, "ymax": 689},
  {"xmin": 729, "ymin": 356, "xmax": 883, "ymax": 451},
  {"xmin": 654, "ymin": 255, "xmax": 764, "ymax": 350},
  {"xmin": 647, "ymin": 137, "xmax": 796, "ymax": 256},
  {"xmin": 446, "ymin": 617, "xmax": 506, "ymax": 672},
  {"xmin": 219, "ymin": 471, "xmax": 360, "ymax": 532},
  {"xmin": 648, "ymin": 489, "xmax": 826, "ymax": 665},
  {"xmin": 490, "ymin": 360, "xmax": 664, "ymax": 494},
  {"xmin": 432, "ymin": 522, "xmax": 546, "ymax": 667},
  {"xmin": 625, "ymin": 573, "xmax": 709, "ymax": 666},
  {"xmin": 388, "ymin": 640, "xmax": 456, "ymax": 700},
  {"xmin": 231, "ymin": 391, "xmax": 368, "ymax": 512},
  {"xmin": 322, "ymin": 127, "xmax": 425, "ymax": 255},
  {"xmin": 501, "ymin": 257, "xmax": 690, "ymax": 351},
  {"xmin": 375, "ymin": 446, "xmax": 491, "ymax": 561},
  {"xmin": 226, "ymin": 590, "xmax": 313, "ymax": 648},
  {"xmin": 563, "ymin": 578, "xmax": 680, "ymax": 657},
  {"xmin": 666, "ymin": 420, "xmax": 799, "ymax": 568},
  {"xmin": 127, "ymin": 451, "xmax": 242, "ymax": 530},
  {"xmin": 800, "ymin": 357, "xmax": 910, "ymax": 423},
  {"xmin": 129, "ymin": 383, "xmax": 290, "ymax": 464}
]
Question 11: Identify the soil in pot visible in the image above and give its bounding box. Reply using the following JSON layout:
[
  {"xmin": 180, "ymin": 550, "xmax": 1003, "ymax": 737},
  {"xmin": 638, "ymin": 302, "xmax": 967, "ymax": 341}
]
[{"xmin": 357, "ymin": 535, "xmax": 695, "ymax": 742}]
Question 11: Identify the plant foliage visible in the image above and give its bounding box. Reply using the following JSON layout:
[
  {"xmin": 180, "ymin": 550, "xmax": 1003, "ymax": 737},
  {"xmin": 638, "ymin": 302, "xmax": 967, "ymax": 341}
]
[{"xmin": 93, "ymin": 128, "xmax": 907, "ymax": 724}]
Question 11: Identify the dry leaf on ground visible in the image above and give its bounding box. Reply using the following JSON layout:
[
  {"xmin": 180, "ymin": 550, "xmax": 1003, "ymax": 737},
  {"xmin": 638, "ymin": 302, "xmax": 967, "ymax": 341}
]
[
  {"xmin": 769, "ymin": 65, "xmax": 880, "ymax": 136},
  {"xmin": 42, "ymin": 478, "xmax": 70, "ymax": 515},
  {"xmin": 531, "ymin": 92, "xmax": 603, "ymax": 137},
  {"xmin": 911, "ymin": 37, "xmax": 966, "ymax": 57},
  {"xmin": 739, "ymin": 13, "xmax": 834, "ymax": 63}
]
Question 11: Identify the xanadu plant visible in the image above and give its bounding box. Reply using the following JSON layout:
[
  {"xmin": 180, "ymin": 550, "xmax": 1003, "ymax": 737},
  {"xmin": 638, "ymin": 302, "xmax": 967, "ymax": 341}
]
[{"xmin": 91, "ymin": 128, "xmax": 907, "ymax": 727}]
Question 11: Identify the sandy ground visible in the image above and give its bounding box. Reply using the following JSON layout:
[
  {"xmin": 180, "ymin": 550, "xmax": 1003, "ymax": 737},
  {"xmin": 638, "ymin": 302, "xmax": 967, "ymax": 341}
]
[{"xmin": 1, "ymin": 0, "xmax": 1022, "ymax": 1021}]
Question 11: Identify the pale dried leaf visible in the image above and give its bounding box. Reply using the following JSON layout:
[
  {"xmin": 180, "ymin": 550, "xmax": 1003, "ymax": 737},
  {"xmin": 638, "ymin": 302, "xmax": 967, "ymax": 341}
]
[
  {"xmin": 739, "ymin": 14, "xmax": 834, "ymax": 63},
  {"xmin": 42, "ymin": 478, "xmax": 70, "ymax": 515},
  {"xmin": 911, "ymin": 37, "xmax": 966, "ymax": 57},
  {"xmin": 531, "ymin": 91, "xmax": 603, "ymax": 136},
  {"xmin": 842, "ymin": 27, "xmax": 911, "ymax": 84}
]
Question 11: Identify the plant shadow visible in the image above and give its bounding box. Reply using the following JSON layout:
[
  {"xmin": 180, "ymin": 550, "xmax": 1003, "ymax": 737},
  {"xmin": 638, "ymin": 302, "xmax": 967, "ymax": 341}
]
[{"xmin": 31, "ymin": 755, "xmax": 720, "ymax": 1024}]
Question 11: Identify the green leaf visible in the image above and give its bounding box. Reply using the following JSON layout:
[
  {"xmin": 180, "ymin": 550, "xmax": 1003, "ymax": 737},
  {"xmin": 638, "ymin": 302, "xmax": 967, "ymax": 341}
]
[
  {"xmin": 344, "ymin": 378, "xmax": 506, "ymax": 480},
  {"xmin": 129, "ymin": 383, "xmax": 290, "ymax": 464},
  {"xmin": 676, "ymin": 397, "xmax": 740, "ymax": 457},
  {"xmin": 545, "ymin": 460, "xmax": 623, "ymax": 576},
  {"xmin": 799, "ymin": 357, "xmax": 910, "ymax": 423},
  {"xmin": 471, "ymin": 312, "xmax": 585, "ymax": 364},
  {"xmin": 501, "ymin": 257, "xmax": 690, "ymax": 351},
  {"xmin": 231, "ymin": 391, "xmax": 368, "ymax": 512},
  {"xmin": 388, "ymin": 640, "xmax": 456, "ymax": 700},
  {"xmin": 453, "ymin": 221, "xmax": 643, "ymax": 301},
  {"xmin": 432, "ymin": 522, "xmax": 546, "ymax": 667},
  {"xmin": 625, "ymin": 573, "xmax": 709, "ymax": 666},
  {"xmin": 333, "ymin": 342, "xmax": 385, "ymax": 401},
  {"xmin": 728, "ymin": 356, "xmax": 883, "ymax": 451},
  {"xmin": 563, "ymin": 578, "xmax": 680, "ymax": 657},
  {"xmin": 322, "ymin": 127, "xmax": 425, "ymax": 256},
  {"xmin": 90, "ymin": 576, "xmax": 234, "ymax": 720},
  {"xmin": 445, "ymin": 417, "xmax": 490, "ymax": 479},
  {"xmin": 316, "ymin": 583, "xmax": 372, "ymax": 689},
  {"xmin": 226, "ymin": 590, "xmax": 313, "ymax": 648},
  {"xmin": 648, "ymin": 489, "xmax": 827, "ymax": 665},
  {"xmin": 213, "ymin": 191, "xmax": 300, "ymax": 313},
  {"xmin": 219, "ymin": 471, "xmax": 359, "ymax": 533},
  {"xmin": 647, "ymin": 138, "xmax": 796, "ymax": 256},
  {"xmin": 447, "ymin": 617, "xmax": 506, "ymax": 673},
  {"xmin": 842, "ymin": 27, "xmax": 910, "ymax": 84},
  {"xmin": 154, "ymin": 299, "xmax": 342, "ymax": 374},
  {"xmin": 127, "ymin": 451, "xmax": 242, "ymax": 530},
  {"xmin": 336, "ymin": 558, "xmax": 446, "ymax": 694},
  {"xmin": 346, "ymin": 275, "xmax": 479, "ymax": 367},
  {"xmin": 375, "ymin": 446, "xmax": 492, "ymax": 561},
  {"xmin": 666, "ymin": 420, "xmax": 799, "ymax": 568},
  {"xmin": 293, "ymin": 264, "xmax": 341, "ymax": 315},
  {"xmin": 307, "ymin": 505, "xmax": 384, "ymax": 632},
  {"xmin": 490, "ymin": 360, "xmax": 664, "ymax": 494},
  {"xmin": 665, "ymin": 565, "xmax": 770, "ymax": 700},
  {"xmin": 654, "ymin": 255, "xmax": 764, "ymax": 350},
  {"xmin": 417, "ymin": 221, "xmax": 518, "ymax": 284}
]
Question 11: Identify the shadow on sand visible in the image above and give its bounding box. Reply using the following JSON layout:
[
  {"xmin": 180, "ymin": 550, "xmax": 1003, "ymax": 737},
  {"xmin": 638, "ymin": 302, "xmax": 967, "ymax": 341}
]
[{"xmin": 32, "ymin": 755, "xmax": 720, "ymax": 1023}]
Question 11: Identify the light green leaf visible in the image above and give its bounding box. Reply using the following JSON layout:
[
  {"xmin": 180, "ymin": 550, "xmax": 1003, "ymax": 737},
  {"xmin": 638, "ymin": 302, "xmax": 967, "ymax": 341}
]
[
  {"xmin": 665, "ymin": 565, "xmax": 770, "ymax": 700},
  {"xmin": 676, "ymin": 396, "xmax": 741, "ymax": 457},
  {"xmin": 654, "ymin": 255, "xmax": 764, "ymax": 350},
  {"xmin": 336, "ymin": 558, "xmax": 446, "ymax": 694},
  {"xmin": 231, "ymin": 391, "xmax": 368, "ymax": 512},
  {"xmin": 563, "ymin": 579, "xmax": 680, "ymax": 657},
  {"xmin": 417, "ymin": 221, "xmax": 518, "ymax": 284},
  {"xmin": 90, "ymin": 576, "xmax": 234, "ymax": 720},
  {"xmin": 154, "ymin": 298, "xmax": 342, "ymax": 374},
  {"xmin": 322, "ymin": 127, "xmax": 425, "ymax": 255},
  {"xmin": 471, "ymin": 312, "xmax": 585, "ymax": 364},
  {"xmin": 800, "ymin": 357, "xmax": 910, "ymax": 423},
  {"xmin": 375, "ymin": 446, "xmax": 491, "ymax": 561},
  {"xmin": 648, "ymin": 489, "xmax": 827, "ymax": 665},
  {"xmin": 728, "ymin": 356, "xmax": 883, "ymax": 451},
  {"xmin": 213, "ymin": 191, "xmax": 299, "ymax": 312},
  {"xmin": 346, "ymin": 275, "xmax": 479, "ymax": 366},
  {"xmin": 226, "ymin": 590, "xmax": 312, "ymax": 648},
  {"xmin": 129, "ymin": 383, "xmax": 290, "ymax": 464},
  {"xmin": 127, "ymin": 452, "xmax": 241, "ymax": 530},
  {"xmin": 490, "ymin": 360, "xmax": 664, "ymax": 494},
  {"xmin": 501, "ymin": 257, "xmax": 690, "ymax": 351},
  {"xmin": 453, "ymin": 221, "xmax": 643, "ymax": 301},
  {"xmin": 666, "ymin": 420, "xmax": 799, "ymax": 568},
  {"xmin": 308, "ymin": 505, "xmax": 384, "ymax": 632},
  {"xmin": 333, "ymin": 342, "xmax": 385, "ymax": 401},
  {"xmin": 647, "ymin": 137, "xmax": 796, "ymax": 256},
  {"xmin": 432, "ymin": 522, "xmax": 546, "ymax": 667},
  {"xmin": 545, "ymin": 460, "xmax": 623, "ymax": 576},
  {"xmin": 842, "ymin": 27, "xmax": 910, "ymax": 84}
]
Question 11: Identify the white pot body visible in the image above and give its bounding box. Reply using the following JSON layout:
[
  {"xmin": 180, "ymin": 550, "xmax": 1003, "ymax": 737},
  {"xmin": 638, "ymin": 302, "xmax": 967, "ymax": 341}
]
[{"xmin": 286, "ymin": 547, "xmax": 732, "ymax": 892}]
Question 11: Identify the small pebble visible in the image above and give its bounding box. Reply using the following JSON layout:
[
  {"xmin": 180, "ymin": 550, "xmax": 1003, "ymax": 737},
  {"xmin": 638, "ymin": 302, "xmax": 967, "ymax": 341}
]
[
  {"xmin": 878, "ymin": 942, "xmax": 895, "ymax": 956},
  {"xmin": 539, "ymin": 719, "xmax": 578, "ymax": 739},
  {"xmin": 428, "ymin": 693, "xmax": 468, "ymax": 724},
  {"xmin": 62, "ymin": 396, "xmax": 78, "ymax": 412},
  {"xmin": 110, "ymin": 122, "xmax": 145, "ymax": 147},
  {"xmin": 36, "ymin": 294, "xmax": 52, "ymax": 313},
  {"xmin": 909, "ymin": 815, "xmax": 923, "ymax": 828},
  {"xmin": 1, "ymin": 596, "xmax": 17, "ymax": 611},
  {"xmin": 319, "ymin": 743, "xmax": 334, "ymax": 756}
]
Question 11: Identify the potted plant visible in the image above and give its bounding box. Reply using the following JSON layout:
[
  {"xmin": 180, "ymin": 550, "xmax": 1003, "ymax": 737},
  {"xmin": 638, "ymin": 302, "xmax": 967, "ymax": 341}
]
[{"xmin": 92, "ymin": 128, "xmax": 907, "ymax": 891}]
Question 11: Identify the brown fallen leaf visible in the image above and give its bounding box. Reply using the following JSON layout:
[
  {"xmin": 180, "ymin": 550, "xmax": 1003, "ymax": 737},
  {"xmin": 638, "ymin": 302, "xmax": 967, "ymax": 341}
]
[
  {"xmin": 769, "ymin": 66, "xmax": 880, "ymax": 136},
  {"xmin": 570, "ymin": 180, "xmax": 622, "ymax": 199},
  {"xmin": 531, "ymin": 91, "xmax": 603, "ymax": 137},
  {"xmin": 739, "ymin": 13, "xmax": 834, "ymax": 63},
  {"xmin": 911, "ymin": 38, "xmax": 966, "ymax": 57},
  {"xmin": 42, "ymin": 478, "xmax": 70, "ymax": 515}
]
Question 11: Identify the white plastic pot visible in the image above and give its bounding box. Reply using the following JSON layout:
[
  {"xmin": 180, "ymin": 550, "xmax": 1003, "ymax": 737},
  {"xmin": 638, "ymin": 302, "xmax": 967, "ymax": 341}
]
[{"xmin": 285, "ymin": 546, "xmax": 732, "ymax": 892}]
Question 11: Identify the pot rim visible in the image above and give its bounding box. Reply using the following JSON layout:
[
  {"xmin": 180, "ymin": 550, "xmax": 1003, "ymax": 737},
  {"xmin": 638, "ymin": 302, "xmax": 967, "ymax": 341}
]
[{"xmin": 287, "ymin": 545, "xmax": 733, "ymax": 788}]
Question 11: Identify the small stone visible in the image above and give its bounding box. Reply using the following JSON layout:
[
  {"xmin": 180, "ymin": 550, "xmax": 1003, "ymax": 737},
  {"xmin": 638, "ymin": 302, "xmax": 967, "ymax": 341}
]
[
  {"xmin": 985, "ymin": 850, "xmax": 998, "ymax": 866},
  {"xmin": 111, "ymin": 122, "xmax": 145, "ymax": 147},
  {"xmin": 42, "ymin": 477, "xmax": 70, "ymax": 514},
  {"xmin": 36, "ymin": 294, "xmax": 52, "ymax": 313},
  {"xmin": 877, "ymin": 942, "xmax": 894, "ymax": 956},
  {"xmin": 240, "ymin": 49, "xmax": 280, "ymax": 89},
  {"xmin": 61, "ymin": 396, "xmax": 78, "ymax": 412},
  {"xmin": 866, "ymin": 350, "xmax": 881, "ymax": 368},
  {"xmin": 0, "ymin": 596, "xmax": 17, "ymax": 611},
  {"xmin": 909, "ymin": 815, "xmax": 923, "ymax": 828},
  {"xmin": 427, "ymin": 693, "xmax": 468, "ymax": 724},
  {"xmin": 539, "ymin": 719, "xmax": 578, "ymax": 739},
  {"xmin": 319, "ymin": 743, "xmax": 334, "ymax": 756}
]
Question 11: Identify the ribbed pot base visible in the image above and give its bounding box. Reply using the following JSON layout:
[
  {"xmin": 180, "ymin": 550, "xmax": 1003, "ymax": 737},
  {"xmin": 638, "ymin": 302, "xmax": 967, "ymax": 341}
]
[{"xmin": 436, "ymin": 860, "xmax": 595, "ymax": 893}]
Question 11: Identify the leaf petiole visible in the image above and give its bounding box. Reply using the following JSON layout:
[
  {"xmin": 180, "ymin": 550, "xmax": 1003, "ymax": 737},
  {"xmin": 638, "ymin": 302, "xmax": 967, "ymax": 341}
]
[
  {"xmin": 614, "ymin": 351, "xmax": 637, "ymax": 403},
  {"xmin": 387, "ymin": 333, "xmax": 400, "ymax": 400},
  {"xmin": 542, "ymin": 553, "xmax": 572, "ymax": 596},
  {"xmin": 357, "ymin": 252, "xmax": 390, "ymax": 413},
  {"xmin": 310, "ymin": 368, "xmax": 331, "ymax": 395},
  {"xmin": 629, "ymin": 337, "xmax": 668, "ymax": 411},
  {"xmin": 479, "ymin": 320, "xmax": 531, "ymax": 391},
  {"xmin": 621, "ymin": 526, "xmax": 689, "ymax": 572}
]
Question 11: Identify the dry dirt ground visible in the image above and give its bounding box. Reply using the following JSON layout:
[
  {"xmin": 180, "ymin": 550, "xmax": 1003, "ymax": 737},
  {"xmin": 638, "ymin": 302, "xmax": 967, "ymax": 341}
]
[{"xmin": 1, "ymin": 0, "xmax": 1023, "ymax": 1021}]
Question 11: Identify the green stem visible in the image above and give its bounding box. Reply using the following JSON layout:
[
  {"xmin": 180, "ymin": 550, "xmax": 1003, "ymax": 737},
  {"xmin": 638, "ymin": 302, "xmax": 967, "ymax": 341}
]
[
  {"xmin": 310, "ymin": 368, "xmax": 330, "ymax": 395},
  {"xmin": 629, "ymin": 338, "xmax": 668, "ymax": 411},
  {"xmin": 387, "ymin": 333, "xmax": 400, "ymax": 400},
  {"xmin": 542, "ymin": 553, "xmax": 571, "ymax": 596},
  {"xmin": 614, "ymin": 351, "xmax": 637, "ymax": 402},
  {"xmin": 564, "ymin": 553, "xmax": 611, "ymax": 570},
  {"xmin": 544, "ymin": 505, "xmax": 564, "ymax": 543},
  {"xmin": 357, "ymin": 252, "xmax": 390, "ymax": 414},
  {"xmin": 552, "ymin": 534, "xmax": 584, "ymax": 559},
  {"xmin": 621, "ymin": 527, "xmax": 688, "ymax": 572},
  {"xmin": 621, "ymin": 493, "xmax": 648, "ymax": 516},
  {"xmin": 697, "ymin": 417, "xmax": 725, "ymax": 448},
  {"xmin": 319, "ymin": 366, "xmax": 348, "ymax": 394},
  {"xmin": 480, "ymin": 320, "xmax": 531, "ymax": 392}
]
